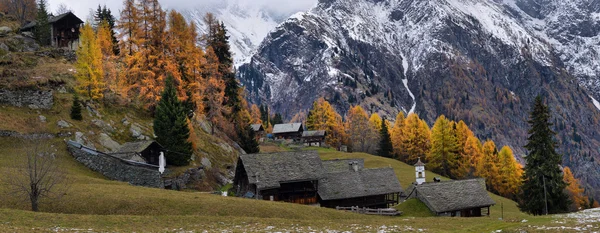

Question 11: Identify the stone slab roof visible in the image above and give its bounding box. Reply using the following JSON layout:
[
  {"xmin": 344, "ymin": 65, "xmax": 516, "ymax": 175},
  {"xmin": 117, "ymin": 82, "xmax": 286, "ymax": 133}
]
[
  {"xmin": 415, "ymin": 178, "xmax": 496, "ymax": 213},
  {"xmin": 272, "ymin": 123, "xmax": 303, "ymax": 134},
  {"xmin": 318, "ymin": 167, "xmax": 404, "ymax": 200},
  {"xmin": 239, "ymin": 151, "xmax": 324, "ymax": 190}
]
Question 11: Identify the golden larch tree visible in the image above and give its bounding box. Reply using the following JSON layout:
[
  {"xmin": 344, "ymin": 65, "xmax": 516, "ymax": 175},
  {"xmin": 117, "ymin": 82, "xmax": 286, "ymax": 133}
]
[
  {"xmin": 75, "ymin": 23, "xmax": 104, "ymax": 101},
  {"xmin": 477, "ymin": 140, "xmax": 500, "ymax": 192},
  {"xmin": 250, "ymin": 104, "xmax": 262, "ymax": 125},
  {"xmin": 427, "ymin": 115, "xmax": 459, "ymax": 178},
  {"xmin": 346, "ymin": 106, "xmax": 374, "ymax": 153},
  {"xmin": 497, "ymin": 146, "xmax": 523, "ymax": 199},
  {"xmin": 400, "ymin": 113, "xmax": 431, "ymax": 164},
  {"xmin": 465, "ymin": 135, "xmax": 483, "ymax": 178},
  {"xmin": 390, "ymin": 112, "xmax": 406, "ymax": 159},
  {"xmin": 563, "ymin": 167, "xmax": 588, "ymax": 211}
]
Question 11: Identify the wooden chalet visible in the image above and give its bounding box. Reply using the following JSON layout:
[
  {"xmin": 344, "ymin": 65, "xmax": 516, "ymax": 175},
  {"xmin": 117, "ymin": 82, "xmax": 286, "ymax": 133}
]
[
  {"xmin": 234, "ymin": 151, "xmax": 324, "ymax": 204},
  {"xmin": 414, "ymin": 178, "xmax": 496, "ymax": 217},
  {"xmin": 272, "ymin": 123, "xmax": 304, "ymax": 140},
  {"xmin": 250, "ymin": 124, "xmax": 265, "ymax": 140},
  {"xmin": 302, "ymin": 130, "xmax": 327, "ymax": 147},
  {"xmin": 20, "ymin": 12, "xmax": 83, "ymax": 49},
  {"xmin": 111, "ymin": 141, "xmax": 165, "ymax": 166},
  {"xmin": 318, "ymin": 160, "xmax": 403, "ymax": 208}
]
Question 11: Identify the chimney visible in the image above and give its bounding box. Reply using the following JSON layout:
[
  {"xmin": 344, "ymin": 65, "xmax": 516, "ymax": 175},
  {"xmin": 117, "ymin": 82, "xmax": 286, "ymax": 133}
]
[{"xmin": 349, "ymin": 161, "xmax": 359, "ymax": 172}]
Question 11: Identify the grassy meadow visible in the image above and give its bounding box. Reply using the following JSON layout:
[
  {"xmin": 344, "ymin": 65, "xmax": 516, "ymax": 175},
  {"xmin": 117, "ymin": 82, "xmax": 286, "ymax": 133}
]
[{"xmin": 0, "ymin": 142, "xmax": 592, "ymax": 232}]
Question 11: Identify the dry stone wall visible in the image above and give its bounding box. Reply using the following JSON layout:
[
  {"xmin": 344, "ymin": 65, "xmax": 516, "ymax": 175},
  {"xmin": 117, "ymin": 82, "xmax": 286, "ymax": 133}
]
[
  {"xmin": 66, "ymin": 141, "xmax": 164, "ymax": 188},
  {"xmin": 0, "ymin": 89, "xmax": 53, "ymax": 109}
]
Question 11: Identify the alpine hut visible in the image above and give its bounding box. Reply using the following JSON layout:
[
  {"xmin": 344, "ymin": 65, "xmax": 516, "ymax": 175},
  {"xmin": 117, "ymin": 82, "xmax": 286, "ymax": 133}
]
[
  {"xmin": 233, "ymin": 151, "xmax": 324, "ymax": 204},
  {"xmin": 272, "ymin": 123, "xmax": 304, "ymax": 140},
  {"xmin": 302, "ymin": 130, "xmax": 327, "ymax": 147},
  {"xmin": 20, "ymin": 12, "xmax": 83, "ymax": 49},
  {"xmin": 414, "ymin": 178, "xmax": 496, "ymax": 217},
  {"xmin": 318, "ymin": 160, "xmax": 403, "ymax": 208}
]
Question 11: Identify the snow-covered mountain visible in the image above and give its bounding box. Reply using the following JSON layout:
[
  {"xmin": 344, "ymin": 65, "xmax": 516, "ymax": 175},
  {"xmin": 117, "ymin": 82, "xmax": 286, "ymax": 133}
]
[
  {"xmin": 181, "ymin": 0, "xmax": 310, "ymax": 66},
  {"xmin": 238, "ymin": 0, "xmax": 600, "ymax": 199}
]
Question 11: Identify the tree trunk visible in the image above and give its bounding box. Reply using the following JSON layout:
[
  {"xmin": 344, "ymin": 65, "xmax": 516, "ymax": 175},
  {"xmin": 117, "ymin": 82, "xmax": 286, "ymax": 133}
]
[{"xmin": 30, "ymin": 195, "xmax": 39, "ymax": 212}]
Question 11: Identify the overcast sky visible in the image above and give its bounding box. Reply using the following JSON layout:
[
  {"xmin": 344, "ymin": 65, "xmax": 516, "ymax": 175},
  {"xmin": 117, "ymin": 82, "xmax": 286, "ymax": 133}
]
[{"xmin": 47, "ymin": 0, "xmax": 317, "ymax": 22}]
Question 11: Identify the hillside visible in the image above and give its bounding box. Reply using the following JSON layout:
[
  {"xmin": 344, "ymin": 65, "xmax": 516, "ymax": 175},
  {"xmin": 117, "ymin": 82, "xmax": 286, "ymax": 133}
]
[
  {"xmin": 2, "ymin": 138, "xmax": 587, "ymax": 232},
  {"xmin": 237, "ymin": 0, "xmax": 600, "ymax": 199}
]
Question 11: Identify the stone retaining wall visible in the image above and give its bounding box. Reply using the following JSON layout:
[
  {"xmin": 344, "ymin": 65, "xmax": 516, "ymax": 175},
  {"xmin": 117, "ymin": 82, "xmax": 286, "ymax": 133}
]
[
  {"xmin": 0, "ymin": 89, "xmax": 53, "ymax": 109},
  {"xmin": 66, "ymin": 140, "xmax": 164, "ymax": 188}
]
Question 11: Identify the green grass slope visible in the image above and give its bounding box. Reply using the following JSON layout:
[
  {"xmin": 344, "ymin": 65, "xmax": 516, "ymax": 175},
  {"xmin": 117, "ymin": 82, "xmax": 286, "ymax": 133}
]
[{"xmin": 0, "ymin": 143, "xmax": 566, "ymax": 232}]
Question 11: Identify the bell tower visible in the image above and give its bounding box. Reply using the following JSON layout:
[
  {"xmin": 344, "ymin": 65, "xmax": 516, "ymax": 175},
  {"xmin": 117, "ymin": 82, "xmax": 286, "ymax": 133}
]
[{"xmin": 415, "ymin": 157, "xmax": 426, "ymax": 185}]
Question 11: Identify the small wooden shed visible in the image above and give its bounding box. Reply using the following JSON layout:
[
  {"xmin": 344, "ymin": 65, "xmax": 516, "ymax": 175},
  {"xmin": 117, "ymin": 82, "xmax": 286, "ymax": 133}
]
[
  {"xmin": 250, "ymin": 124, "xmax": 265, "ymax": 140},
  {"xmin": 302, "ymin": 130, "xmax": 327, "ymax": 147},
  {"xmin": 20, "ymin": 12, "xmax": 83, "ymax": 49},
  {"xmin": 414, "ymin": 178, "xmax": 496, "ymax": 217},
  {"xmin": 111, "ymin": 141, "xmax": 165, "ymax": 166}
]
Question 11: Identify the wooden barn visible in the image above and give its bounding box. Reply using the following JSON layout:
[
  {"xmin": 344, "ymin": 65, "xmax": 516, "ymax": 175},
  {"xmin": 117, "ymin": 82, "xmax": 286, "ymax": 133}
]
[
  {"xmin": 272, "ymin": 123, "xmax": 304, "ymax": 140},
  {"xmin": 20, "ymin": 12, "xmax": 83, "ymax": 49},
  {"xmin": 233, "ymin": 151, "xmax": 324, "ymax": 204},
  {"xmin": 250, "ymin": 124, "xmax": 265, "ymax": 140},
  {"xmin": 302, "ymin": 130, "xmax": 327, "ymax": 147},
  {"xmin": 414, "ymin": 178, "xmax": 496, "ymax": 217},
  {"xmin": 111, "ymin": 141, "xmax": 165, "ymax": 166},
  {"xmin": 318, "ymin": 160, "xmax": 404, "ymax": 209}
]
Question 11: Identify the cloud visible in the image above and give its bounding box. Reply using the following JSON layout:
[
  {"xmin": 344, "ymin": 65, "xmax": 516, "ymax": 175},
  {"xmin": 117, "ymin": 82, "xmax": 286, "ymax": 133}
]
[{"xmin": 47, "ymin": 0, "xmax": 317, "ymax": 21}]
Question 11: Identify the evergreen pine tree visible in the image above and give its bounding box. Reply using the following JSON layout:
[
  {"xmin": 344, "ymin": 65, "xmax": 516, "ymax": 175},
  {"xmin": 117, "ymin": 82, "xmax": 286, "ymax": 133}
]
[
  {"xmin": 518, "ymin": 96, "xmax": 570, "ymax": 215},
  {"xmin": 34, "ymin": 0, "xmax": 51, "ymax": 46},
  {"xmin": 377, "ymin": 119, "xmax": 393, "ymax": 158},
  {"xmin": 153, "ymin": 76, "xmax": 192, "ymax": 166},
  {"xmin": 70, "ymin": 93, "xmax": 83, "ymax": 121},
  {"xmin": 238, "ymin": 125, "xmax": 260, "ymax": 154}
]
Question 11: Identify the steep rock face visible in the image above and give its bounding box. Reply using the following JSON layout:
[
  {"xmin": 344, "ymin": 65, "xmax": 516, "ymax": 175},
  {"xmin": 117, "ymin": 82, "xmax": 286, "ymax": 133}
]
[{"xmin": 238, "ymin": 0, "xmax": 600, "ymax": 198}]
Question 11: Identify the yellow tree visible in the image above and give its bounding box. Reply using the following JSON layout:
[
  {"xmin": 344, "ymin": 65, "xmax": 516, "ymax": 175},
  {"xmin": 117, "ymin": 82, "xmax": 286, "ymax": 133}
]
[
  {"xmin": 427, "ymin": 115, "xmax": 459, "ymax": 178},
  {"xmin": 346, "ymin": 106, "xmax": 374, "ymax": 153},
  {"xmin": 563, "ymin": 167, "xmax": 588, "ymax": 211},
  {"xmin": 400, "ymin": 113, "xmax": 431, "ymax": 164},
  {"xmin": 454, "ymin": 121, "xmax": 475, "ymax": 179},
  {"xmin": 477, "ymin": 140, "xmax": 500, "ymax": 191},
  {"xmin": 465, "ymin": 135, "xmax": 483, "ymax": 178},
  {"xmin": 306, "ymin": 98, "xmax": 345, "ymax": 148},
  {"xmin": 250, "ymin": 104, "xmax": 262, "ymax": 125},
  {"xmin": 497, "ymin": 146, "xmax": 523, "ymax": 199},
  {"xmin": 390, "ymin": 112, "xmax": 406, "ymax": 159},
  {"xmin": 369, "ymin": 113, "xmax": 383, "ymax": 132},
  {"xmin": 290, "ymin": 110, "xmax": 307, "ymax": 125},
  {"xmin": 75, "ymin": 23, "xmax": 104, "ymax": 101},
  {"xmin": 203, "ymin": 77, "xmax": 226, "ymax": 135}
]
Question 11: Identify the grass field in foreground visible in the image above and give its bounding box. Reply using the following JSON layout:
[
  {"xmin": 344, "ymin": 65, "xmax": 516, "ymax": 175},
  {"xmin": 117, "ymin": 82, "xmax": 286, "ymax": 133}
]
[{"xmin": 0, "ymin": 142, "xmax": 581, "ymax": 232}]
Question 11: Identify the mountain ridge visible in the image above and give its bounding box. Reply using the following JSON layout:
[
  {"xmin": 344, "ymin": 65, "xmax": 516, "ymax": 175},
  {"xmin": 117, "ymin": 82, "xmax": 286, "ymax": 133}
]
[{"xmin": 237, "ymin": 0, "xmax": 600, "ymax": 199}]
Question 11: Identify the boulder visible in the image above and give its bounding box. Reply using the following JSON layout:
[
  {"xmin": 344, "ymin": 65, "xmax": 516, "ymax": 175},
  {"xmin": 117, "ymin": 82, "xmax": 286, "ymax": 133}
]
[
  {"xmin": 0, "ymin": 26, "xmax": 11, "ymax": 37},
  {"xmin": 57, "ymin": 120, "xmax": 71, "ymax": 128},
  {"xmin": 130, "ymin": 123, "xmax": 143, "ymax": 138},
  {"xmin": 201, "ymin": 157, "xmax": 212, "ymax": 168},
  {"xmin": 39, "ymin": 115, "xmax": 46, "ymax": 123},
  {"xmin": 92, "ymin": 119, "xmax": 115, "ymax": 133},
  {"xmin": 75, "ymin": 132, "xmax": 95, "ymax": 149},
  {"xmin": 99, "ymin": 133, "xmax": 121, "ymax": 152},
  {"xmin": 0, "ymin": 43, "xmax": 8, "ymax": 53}
]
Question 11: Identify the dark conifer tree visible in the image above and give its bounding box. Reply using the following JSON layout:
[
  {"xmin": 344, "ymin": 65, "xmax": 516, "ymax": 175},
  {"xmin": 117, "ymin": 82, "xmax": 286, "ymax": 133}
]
[
  {"xmin": 153, "ymin": 76, "xmax": 192, "ymax": 166},
  {"xmin": 34, "ymin": 0, "xmax": 51, "ymax": 46},
  {"xmin": 238, "ymin": 125, "xmax": 260, "ymax": 154},
  {"xmin": 271, "ymin": 113, "xmax": 283, "ymax": 125},
  {"xmin": 518, "ymin": 96, "xmax": 570, "ymax": 215},
  {"xmin": 70, "ymin": 93, "xmax": 83, "ymax": 121},
  {"xmin": 377, "ymin": 119, "xmax": 393, "ymax": 158},
  {"xmin": 94, "ymin": 5, "xmax": 119, "ymax": 55}
]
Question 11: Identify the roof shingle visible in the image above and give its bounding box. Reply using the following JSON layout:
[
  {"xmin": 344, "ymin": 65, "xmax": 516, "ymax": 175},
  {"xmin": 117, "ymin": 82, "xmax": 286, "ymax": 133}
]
[
  {"xmin": 272, "ymin": 123, "xmax": 303, "ymax": 134},
  {"xmin": 239, "ymin": 151, "xmax": 324, "ymax": 190},
  {"xmin": 318, "ymin": 167, "xmax": 404, "ymax": 200}
]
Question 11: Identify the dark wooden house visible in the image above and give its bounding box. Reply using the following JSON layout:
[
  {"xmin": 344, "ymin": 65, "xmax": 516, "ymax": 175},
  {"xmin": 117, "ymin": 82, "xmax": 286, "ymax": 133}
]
[
  {"xmin": 318, "ymin": 163, "xmax": 404, "ymax": 209},
  {"xmin": 272, "ymin": 123, "xmax": 304, "ymax": 140},
  {"xmin": 302, "ymin": 130, "xmax": 327, "ymax": 147},
  {"xmin": 20, "ymin": 12, "xmax": 83, "ymax": 49},
  {"xmin": 251, "ymin": 124, "xmax": 265, "ymax": 140},
  {"xmin": 414, "ymin": 178, "xmax": 496, "ymax": 217},
  {"xmin": 233, "ymin": 151, "xmax": 324, "ymax": 204},
  {"xmin": 111, "ymin": 141, "xmax": 165, "ymax": 166}
]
